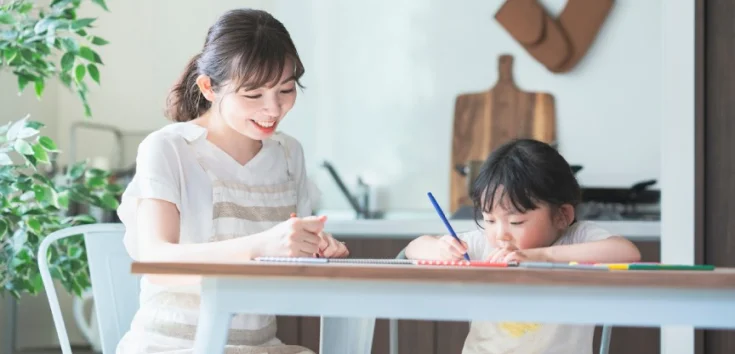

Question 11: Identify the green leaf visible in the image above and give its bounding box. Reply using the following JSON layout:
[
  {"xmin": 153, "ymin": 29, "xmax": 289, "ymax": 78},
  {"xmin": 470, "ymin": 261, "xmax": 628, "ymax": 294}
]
[
  {"xmin": 59, "ymin": 72, "xmax": 72, "ymax": 89},
  {"xmin": 68, "ymin": 246, "xmax": 82, "ymax": 259},
  {"xmin": 92, "ymin": 0, "xmax": 109, "ymax": 11},
  {"xmin": 60, "ymin": 38, "xmax": 78, "ymax": 53},
  {"xmin": 38, "ymin": 136, "xmax": 58, "ymax": 151},
  {"xmin": 74, "ymin": 64, "xmax": 85, "ymax": 82},
  {"xmin": 58, "ymin": 190, "xmax": 69, "ymax": 209},
  {"xmin": 27, "ymin": 218, "xmax": 42, "ymax": 233},
  {"xmin": 31, "ymin": 143, "xmax": 49, "ymax": 162},
  {"xmin": 60, "ymin": 51, "xmax": 74, "ymax": 71},
  {"xmin": 87, "ymin": 64, "xmax": 99, "ymax": 84},
  {"xmin": 78, "ymin": 46, "xmax": 102, "ymax": 64},
  {"xmin": 90, "ymin": 36, "xmax": 109, "ymax": 46},
  {"xmin": 105, "ymin": 183, "xmax": 123, "ymax": 194},
  {"xmin": 13, "ymin": 139, "xmax": 33, "ymax": 156},
  {"xmin": 17, "ymin": 75, "xmax": 29, "ymax": 93},
  {"xmin": 32, "ymin": 173, "xmax": 53, "ymax": 186},
  {"xmin": 0, "ymin": 12, "xmax": 14, "ymax": 25},
  {"xmin": 0, "ymin": 153, "xmax": 12, "ymax": 166},
  {"xmin": 34, "ymin": 79, "xmax": 45, "ymax": 99},
  {"xmin": 34, "ymin": 18, "xmax": 54, "ymax": 34},
  {"xmin": 3, "ymin": 47, "xmax": 18, "ymax": 63},
  {"xmin": 32, "ymin": 184, "xmax": 47, "ymax": 201},
  {"xmin": 85, "ymin": 176, "xmax": 105, "ymax": 188},
  {"xmin": 17, "ymin": 3, "xmax": 34, "ymax": 14},
  {"xmin": 0, "ymin": 219, "xmax": 7, "ymax": 238},
  {"xmin": 71, "ymin": 18, "xmax": 95, "ymax": 30},
  {"xmin": 100, "ymin": 193, "xmax": 119, "ymax": 210},
  {"xmin": 26, "ymin": 121, "xmax": 44, "ymax": 130},
  {"xmin": 68, "ymin": 161, "xmax": 86, "ymax": 179},
  {"xmin": 72, "ymin": 214, "xmax": 96, "ymax": 224},
  {"xmin": 31, "ymin": 274, "xmax": 43, "ymax": 293},
  {"xmin": 86, "ymin": 168, "xmax": 109, "ymax": 178}
]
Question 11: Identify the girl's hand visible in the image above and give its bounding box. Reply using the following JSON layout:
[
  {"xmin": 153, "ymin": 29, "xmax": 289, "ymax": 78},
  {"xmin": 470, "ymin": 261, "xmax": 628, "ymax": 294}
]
[
  {"xmin": 264, "ymin": 215, "xmax": 326, "ymax": 257},
  {"xmin": 487, "ymin": 245, "xmax": 550, "ymax": 263},
  {"xmin": 318, "ymin": 232, "xmax": 349, "ymax": 258},
  {"xmin": 436, "ymin": 235, "xmax": 469, "ymax": 260}
]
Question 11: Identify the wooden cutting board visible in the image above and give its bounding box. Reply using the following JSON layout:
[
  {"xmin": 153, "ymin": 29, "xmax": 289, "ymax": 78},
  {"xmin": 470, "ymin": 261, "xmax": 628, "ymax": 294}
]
[{"xmin": 450, "ymin": 54, "xmax": 556, "ymax": 213}]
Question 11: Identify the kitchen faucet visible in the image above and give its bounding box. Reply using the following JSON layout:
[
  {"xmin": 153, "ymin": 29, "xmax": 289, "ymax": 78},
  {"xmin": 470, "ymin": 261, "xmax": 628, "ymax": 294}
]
[{"xmin": 320, "ymin": 160, "xmax": 375, "ymax": 219}]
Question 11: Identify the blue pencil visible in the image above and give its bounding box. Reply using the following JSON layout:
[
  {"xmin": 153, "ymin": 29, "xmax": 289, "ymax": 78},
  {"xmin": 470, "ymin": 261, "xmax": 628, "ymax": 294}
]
[{"xmin": 427, "ymin": 192, "xmax": 470, "ymax": 261}]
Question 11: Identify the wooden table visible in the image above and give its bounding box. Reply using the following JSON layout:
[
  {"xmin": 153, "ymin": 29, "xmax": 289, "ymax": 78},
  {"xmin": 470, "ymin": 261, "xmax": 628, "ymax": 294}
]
[{"xmin": 131, "ymin": 262, "xmax": 735, "ymax": 354}]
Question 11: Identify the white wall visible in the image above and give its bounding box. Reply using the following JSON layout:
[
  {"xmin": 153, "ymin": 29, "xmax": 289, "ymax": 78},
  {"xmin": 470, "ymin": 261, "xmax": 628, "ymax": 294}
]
[{"xmin": 57, "ymin": 0, "xmax": 663, "ymax": 213}]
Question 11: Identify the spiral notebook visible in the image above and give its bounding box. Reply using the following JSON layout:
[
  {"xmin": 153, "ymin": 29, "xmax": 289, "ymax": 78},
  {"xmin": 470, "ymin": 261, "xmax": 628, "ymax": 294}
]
[{"xmin": 254, "ymin": 257, "xmax": 417, "ymax": 265}]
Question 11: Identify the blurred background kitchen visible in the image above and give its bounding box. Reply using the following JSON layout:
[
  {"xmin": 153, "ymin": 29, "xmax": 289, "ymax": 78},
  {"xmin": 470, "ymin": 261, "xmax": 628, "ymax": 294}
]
[{"xmin": 1, "ymin": 0, "xmax": 708, "ymax": 353}]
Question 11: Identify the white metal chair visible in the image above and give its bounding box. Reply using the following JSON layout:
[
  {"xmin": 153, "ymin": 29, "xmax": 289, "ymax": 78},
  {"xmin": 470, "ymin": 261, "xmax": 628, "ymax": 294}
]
[
  {"xmin": 38, "ymin": 223, "xmax": 375, "ymax": 354},
  {"xmin": 392, "ymin": 249, "xmax": 613, "ymax": 354},
  {"xmin": 38, "ymin": 223, "xmax": 139, "ymax": 354}
]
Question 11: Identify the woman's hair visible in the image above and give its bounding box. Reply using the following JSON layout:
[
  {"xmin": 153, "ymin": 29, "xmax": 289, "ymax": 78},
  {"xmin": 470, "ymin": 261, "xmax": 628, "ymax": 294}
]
[
  {"xmin": 470, "ymin": 138, "xmax": 581, "ymax": 219},
  {"xmin": 165, "ymin": 8, "xmax": 305, "ymax": 122}
]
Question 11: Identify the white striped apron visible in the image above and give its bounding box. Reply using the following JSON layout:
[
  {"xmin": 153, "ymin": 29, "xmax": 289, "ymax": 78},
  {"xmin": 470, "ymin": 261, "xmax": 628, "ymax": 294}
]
[{"xmin": 118, "ymin": 137, "xmax": 314, "ymax": 354}]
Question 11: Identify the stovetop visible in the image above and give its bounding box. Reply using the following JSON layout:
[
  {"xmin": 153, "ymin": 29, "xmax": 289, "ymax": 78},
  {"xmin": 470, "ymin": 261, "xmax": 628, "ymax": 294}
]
[{"xmin": 575, "ymin": 202, "xmax": 660, "ymax": 221}]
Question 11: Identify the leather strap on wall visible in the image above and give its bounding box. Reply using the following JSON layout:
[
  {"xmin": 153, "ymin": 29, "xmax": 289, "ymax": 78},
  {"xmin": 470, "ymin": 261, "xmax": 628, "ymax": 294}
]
[{"xmin": 495, "ymin": 0, "xmax": 614, "ymax": 73}]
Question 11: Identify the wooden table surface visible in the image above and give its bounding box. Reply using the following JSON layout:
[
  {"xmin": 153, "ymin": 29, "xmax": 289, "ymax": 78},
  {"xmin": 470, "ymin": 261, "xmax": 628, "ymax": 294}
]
[{"xmin": 130, "ymin": 261, "xmax": 735, "ymax": 290}]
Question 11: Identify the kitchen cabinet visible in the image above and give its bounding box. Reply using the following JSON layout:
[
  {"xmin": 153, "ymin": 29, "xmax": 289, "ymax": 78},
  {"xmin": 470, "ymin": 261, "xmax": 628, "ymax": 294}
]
[{"xmin": 275, "ymin": 238, "xmax": 661, "ymax": 354}]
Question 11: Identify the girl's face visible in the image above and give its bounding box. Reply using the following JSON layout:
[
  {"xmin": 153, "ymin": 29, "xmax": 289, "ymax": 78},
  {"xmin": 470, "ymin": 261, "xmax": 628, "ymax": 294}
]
[
  {"xmin": 212, "ymin": 63, "xmax": 298, "ymax": 140},
  {"xmin": 481, "ymin": 187, "xmax": 574, "ymax": 250}
]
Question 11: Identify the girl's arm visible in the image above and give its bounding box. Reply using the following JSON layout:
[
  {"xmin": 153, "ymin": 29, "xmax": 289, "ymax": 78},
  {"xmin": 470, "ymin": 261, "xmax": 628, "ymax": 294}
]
[
  {"xmin": 405, "ymin": 236, "xmax": 443, "ymax": 260},
  {"xmin": 527, "ymin": 236, "xmax": 642, "ymax": 263}
]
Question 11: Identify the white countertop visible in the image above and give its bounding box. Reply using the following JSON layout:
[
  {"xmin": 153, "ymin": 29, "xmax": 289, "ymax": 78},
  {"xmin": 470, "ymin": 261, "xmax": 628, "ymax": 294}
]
[{"xmin": 319, "ymin": 210, "xmax": 660, "ymax": 242}]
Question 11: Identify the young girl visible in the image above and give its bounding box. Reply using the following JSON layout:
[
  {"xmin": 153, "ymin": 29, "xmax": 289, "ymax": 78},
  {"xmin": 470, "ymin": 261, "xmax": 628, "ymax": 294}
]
[
  {"xmin": 405, "ymin": 138, "xmax": 641, "ymax": 354},
  {"xmin": 115, "ymin": 9, "xmax": 347, "ymax": 354}
]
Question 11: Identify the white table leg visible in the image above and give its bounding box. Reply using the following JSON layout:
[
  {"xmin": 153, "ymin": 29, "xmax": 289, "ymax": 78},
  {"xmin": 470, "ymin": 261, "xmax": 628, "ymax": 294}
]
[
  {"xmin": 320, "ymin": 317, "xmax": 375, "ymax": 354},
  {"xmin": 194, "ymin": 281, "xmax": 232, "ymax": 354}
]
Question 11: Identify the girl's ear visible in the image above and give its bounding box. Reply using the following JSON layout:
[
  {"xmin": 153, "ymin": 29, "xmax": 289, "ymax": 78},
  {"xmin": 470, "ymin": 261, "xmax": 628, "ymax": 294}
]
[
  {"xmin": 195, "ymin": 75, "xmax": 216, "ymax": 102},
  {"xmin": 554, "ymin": 204, "xmax": 575, "ymax": 229}
]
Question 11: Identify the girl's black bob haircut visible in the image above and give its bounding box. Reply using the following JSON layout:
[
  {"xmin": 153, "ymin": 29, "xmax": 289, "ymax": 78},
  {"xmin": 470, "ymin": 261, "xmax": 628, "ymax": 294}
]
[{"xmin": 470, "ymin": 138, "xmax": 581, "ymax": 220}]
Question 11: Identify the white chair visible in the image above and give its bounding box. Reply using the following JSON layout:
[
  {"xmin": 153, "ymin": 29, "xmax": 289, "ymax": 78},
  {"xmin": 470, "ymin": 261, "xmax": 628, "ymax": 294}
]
[
  {"xmin": 38, "ymin": 223, "xmax": 375, "ymax": 354},
  {"xmin": 38, "ymin": 223, "xmax": 139, "ymax": 354}
]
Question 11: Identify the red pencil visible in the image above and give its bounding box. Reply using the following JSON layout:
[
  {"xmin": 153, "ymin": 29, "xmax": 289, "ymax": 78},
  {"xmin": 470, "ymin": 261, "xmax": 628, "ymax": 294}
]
[{"xmin": 416, "ymin": 260, "xmax": 514, "ymax": 267}]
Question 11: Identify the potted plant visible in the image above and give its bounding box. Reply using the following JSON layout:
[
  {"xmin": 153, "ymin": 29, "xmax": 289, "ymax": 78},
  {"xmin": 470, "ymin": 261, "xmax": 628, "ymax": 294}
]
[{"xmin": 1, "ymin": 0, "xmax": 117, "ymax": 300}]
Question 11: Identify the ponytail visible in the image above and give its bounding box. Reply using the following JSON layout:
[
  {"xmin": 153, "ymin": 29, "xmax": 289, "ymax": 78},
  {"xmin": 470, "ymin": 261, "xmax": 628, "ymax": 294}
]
[{"xmin": 164, "ymin": 54, "xmax": 211, "ymax": 122}]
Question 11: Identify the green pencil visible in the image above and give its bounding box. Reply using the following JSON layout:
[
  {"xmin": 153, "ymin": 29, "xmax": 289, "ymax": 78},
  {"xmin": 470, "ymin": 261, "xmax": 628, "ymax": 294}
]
[{"xmin": 621, "ymin": 264, "xmax": 715, "ymax": 271}]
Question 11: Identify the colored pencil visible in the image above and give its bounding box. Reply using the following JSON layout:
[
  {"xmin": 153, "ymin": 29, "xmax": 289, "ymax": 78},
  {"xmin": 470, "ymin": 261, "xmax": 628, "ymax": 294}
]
[{"xmin": 427, "ymin": 192, "xmax": 470, "ymax": 261}]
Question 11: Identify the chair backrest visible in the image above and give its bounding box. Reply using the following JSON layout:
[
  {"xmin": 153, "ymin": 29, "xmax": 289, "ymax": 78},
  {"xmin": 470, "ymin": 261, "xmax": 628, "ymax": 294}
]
[{"xmin": 38, "ymin": 223, "xmax": 139, "ymax": 354}]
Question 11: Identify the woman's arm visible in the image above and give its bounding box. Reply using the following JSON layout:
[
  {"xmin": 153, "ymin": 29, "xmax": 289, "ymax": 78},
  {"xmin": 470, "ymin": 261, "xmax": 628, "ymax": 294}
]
[
  {"xmin": 135, "ymin": 198, "xmax": 274, "ymax": 286},
  {"xmin": 136, "ymin": 198, "xmax": 325, "ymax": 285},
  {"xmin": 136, "ymin": 199, "xmax": 269, "ymax": 263}
]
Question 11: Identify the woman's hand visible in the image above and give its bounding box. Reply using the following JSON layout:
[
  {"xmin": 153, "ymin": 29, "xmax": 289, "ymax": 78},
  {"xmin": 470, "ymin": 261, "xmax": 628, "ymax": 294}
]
[
  {"xmin": 261, "ymin": 215, "xmax": 326, "ymax": 257},
  {"xmin": 318, "ymin": 232, "xmax": 350, "ymax": 258}
]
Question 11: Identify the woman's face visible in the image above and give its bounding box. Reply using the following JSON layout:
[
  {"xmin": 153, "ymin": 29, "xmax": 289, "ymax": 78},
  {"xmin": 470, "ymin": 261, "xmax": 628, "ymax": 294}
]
[{"xmin": 212, "ymin": 63, "xmax": 298, "ymax": 140}]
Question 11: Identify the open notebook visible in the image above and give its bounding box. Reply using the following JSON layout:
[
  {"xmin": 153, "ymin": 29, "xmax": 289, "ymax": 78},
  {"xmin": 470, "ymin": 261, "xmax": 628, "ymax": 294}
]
[{"xmin": 254, "ymin": 257, "xmax": 416, "ymax": 265}]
